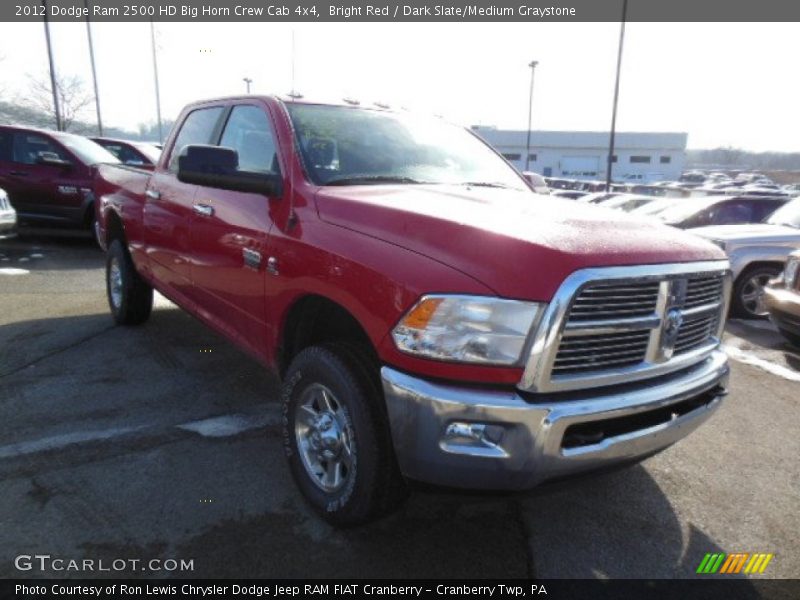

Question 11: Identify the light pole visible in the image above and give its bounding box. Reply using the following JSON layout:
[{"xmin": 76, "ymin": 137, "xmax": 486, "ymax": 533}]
[
  {"xmin": 84, "ymin": 0, "xmax": 103, "ymax": 136},
  {"xmin": 524, "ymin": 60, "xmax": 538, "ymax": 172},
  {"xmin": 149, "ymin": 21, "xmax": 164, "ymax": 143},
  {"xmin": 605, "ymin": 0, "xmax": 628, "ymax": 191},
  {"xmin": 243, "ymin": 77, "xmax": 252, "ymax": 94},
  {"xmin": 42, "ymin": 0, "xmax": 62, "ymax": 131}
]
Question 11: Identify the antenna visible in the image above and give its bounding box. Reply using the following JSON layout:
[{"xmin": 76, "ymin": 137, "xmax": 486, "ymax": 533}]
[{"xmin": 290, "ymin": 29, "xmax": 296, "ymax": 97}]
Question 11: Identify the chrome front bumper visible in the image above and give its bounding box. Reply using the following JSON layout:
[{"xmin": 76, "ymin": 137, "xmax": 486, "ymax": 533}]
[{"xmin": 381, "ymin": 349, "xmax": 729, "ymax": 490}]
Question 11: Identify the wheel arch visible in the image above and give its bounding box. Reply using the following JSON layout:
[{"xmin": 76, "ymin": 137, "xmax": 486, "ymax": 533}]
[{"xmin": 277, "ymin": 294, "xmax": 379, "ymax": 378}]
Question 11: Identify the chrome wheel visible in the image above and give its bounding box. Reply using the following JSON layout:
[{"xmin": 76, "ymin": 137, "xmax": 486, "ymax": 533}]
[
  {"xmin": 294, "ymin": 383, "xmax": 354, "ymax": 493},
  {"xmin": 740, "ymin": 273, "xmax": 773, "ymax": 317},
  {"xmin": 108, "ymin": 256, "xmax": 123, "ymax": 310}
]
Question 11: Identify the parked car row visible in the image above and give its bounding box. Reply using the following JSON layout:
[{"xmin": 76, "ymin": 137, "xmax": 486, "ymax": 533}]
[
  {"xmin": 572, "ymin": 189, "xmax": 800, "ymax": 320},
  {"xmin": 0, "ymin": 124, "xmax": 161, "ymax": 237}
]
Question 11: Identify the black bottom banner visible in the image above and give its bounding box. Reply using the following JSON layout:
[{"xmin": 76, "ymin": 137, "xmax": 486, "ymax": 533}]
[{"xmin": 2, "ymin": 579, "xmax": 798, "ymax": 600}]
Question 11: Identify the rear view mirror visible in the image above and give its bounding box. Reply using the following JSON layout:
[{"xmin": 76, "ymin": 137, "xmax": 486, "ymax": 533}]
[
  {"xmin": 177, "ymin": 144, "xmax": 282, "ymax": 196},
  {"xmin": 37, "ymin": 152, "xmax": 72, "ymax": 169}
]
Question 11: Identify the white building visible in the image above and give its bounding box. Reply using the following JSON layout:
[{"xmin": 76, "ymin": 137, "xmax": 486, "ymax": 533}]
[{"xmin": 471, "ymin": 127, "xmax": 687, "ymax": 183}]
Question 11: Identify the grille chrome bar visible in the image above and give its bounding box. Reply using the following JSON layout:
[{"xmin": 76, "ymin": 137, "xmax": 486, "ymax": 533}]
[{"xmin": 519, "ymin": 261, "xmax": 732, "ymax": 393}]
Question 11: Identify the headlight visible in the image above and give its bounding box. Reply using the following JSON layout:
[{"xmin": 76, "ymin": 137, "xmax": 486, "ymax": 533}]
[
  {"xmin": 785, "ymin": 256, "xmax": 800, "ymax": 289},
  {"xmin": 392, "ymin": 295, "xmax": 544, "ymax": 365}
]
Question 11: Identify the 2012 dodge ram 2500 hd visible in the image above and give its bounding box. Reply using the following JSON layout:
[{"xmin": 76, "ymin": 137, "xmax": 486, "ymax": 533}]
[{"xmin": 95, "ymin": 96, "xmax": 732, "ymax": 526}]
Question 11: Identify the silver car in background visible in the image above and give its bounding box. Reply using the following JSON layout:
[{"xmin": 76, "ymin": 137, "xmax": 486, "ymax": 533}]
[
  {"xmin": 0, "ymin": 188, "xmax": 17, "ymax": 240},
  {"xmin": 692, "ymin": 198, "xmax": 800, "ymax": 318}
]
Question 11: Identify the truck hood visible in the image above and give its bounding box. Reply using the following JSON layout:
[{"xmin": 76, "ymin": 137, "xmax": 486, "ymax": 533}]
[
  {"xmin": 315, "ymin": 184, "xmax": 726, "ymax": 300},
  {"xmin": 691, "ymin": 224, "xmax": 800, "ymax": 244}
]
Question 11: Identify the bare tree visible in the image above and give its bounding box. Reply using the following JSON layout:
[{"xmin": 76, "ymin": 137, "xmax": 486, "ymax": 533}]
[{"xmin": 24, "ymin": 74, "xmax": 96, "ymax": 132}]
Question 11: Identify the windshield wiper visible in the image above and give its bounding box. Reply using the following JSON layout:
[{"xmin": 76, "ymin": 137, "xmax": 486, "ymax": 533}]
[
  {"xmin": 324, "ymin": 175, "xmax": 427, "ymax": 186},
  {"xmin": 457, "ymin": 181, "xmax": 511, "ymax": 189}
]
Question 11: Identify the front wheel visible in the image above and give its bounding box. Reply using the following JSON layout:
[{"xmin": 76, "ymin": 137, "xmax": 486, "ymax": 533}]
[
  {"xmin": 731, "ymin": 265, "xmax": 782, "ymax": 319},
  {"xmin": 106, "ymin": 239, "xmax": 153, "ymax": 325},
  {"xmin": 282, "ymin": 344, "xmax": 406, "ymax": 526}
]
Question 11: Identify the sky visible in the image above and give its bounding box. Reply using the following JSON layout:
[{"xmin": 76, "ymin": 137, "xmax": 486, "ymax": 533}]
[{"xmin": 0, "ymin": 21, "xmax": 798, "ymax": 151}]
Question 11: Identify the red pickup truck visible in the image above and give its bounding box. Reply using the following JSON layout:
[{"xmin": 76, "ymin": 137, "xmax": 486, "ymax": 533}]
[
  {"xmin": 0, "ymin": 125, "xmax": 119, "ymax": 231},
  {"xmin": 95, "ymin": 96, "xmax": 732, "ymax": 525}
]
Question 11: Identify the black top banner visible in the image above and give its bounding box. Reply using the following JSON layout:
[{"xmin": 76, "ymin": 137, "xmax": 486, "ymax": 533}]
[{"xmin": 4, "ymin": 0, "xmax": 800, "ymax": 22}]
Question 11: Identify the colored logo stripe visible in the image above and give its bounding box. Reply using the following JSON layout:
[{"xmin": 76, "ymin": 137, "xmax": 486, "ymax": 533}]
[{"xmin": 697, "ymin": 553, "xmax": 774, "ymax": 574}]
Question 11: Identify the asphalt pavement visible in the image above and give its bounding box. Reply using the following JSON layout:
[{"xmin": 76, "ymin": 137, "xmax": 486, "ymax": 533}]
[{"xmin": 1, "ymin": 230, "xmax": 798, "ymax": 581}]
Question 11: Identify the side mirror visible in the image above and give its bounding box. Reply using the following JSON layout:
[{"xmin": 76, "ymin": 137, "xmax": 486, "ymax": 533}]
[
  {"xmin": 37, "ymin": 152, "xmax": 72, "ymax": 169},
  {"xmin": 177, "ymin": 144, "xmax": 282, "ymax": 196}
]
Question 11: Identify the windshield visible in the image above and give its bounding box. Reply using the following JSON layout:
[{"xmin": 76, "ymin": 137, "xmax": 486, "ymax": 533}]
[
  {"xmin": 134, "ymin": 143, "xmax": 162, "ymax": 163},
  {"xmin": 766, "ymin": 199, "xmax": 800, "ymax": 228},
  {"xmin": 286, "ymin": 103, "xmax": 527, "ymax": 190},
  {"xmin": 55, "ymin": 134, "xmax": 120, "ymax": 165},
  {"xmin": 656, "ymin": 197, "xmax": 719, "ymax": 223}
]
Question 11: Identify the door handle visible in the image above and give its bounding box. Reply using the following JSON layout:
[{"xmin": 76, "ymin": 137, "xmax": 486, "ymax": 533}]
[
  {"xmin": 193, "ymin": 203, "xmax": 214, "ymax": 217},
  {"xmin": 9, "ymin": 171, "xmax": 29, "ymax": 177},
  {"xmin": 145, "ymin": 189, "xmax": 161, "ymax": 200}
]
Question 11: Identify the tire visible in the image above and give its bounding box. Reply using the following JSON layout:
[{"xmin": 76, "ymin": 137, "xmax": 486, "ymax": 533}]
[
  {"xmin": 106, "ymin": 239, "xmax": 153, "ymax": 325},
  {"xmin": 282, "ymin": 343, "xmax": 407, "ymax": 526},
  {"xmin": 731, "ymin": 265, "xmax": 782, "ymax": 319},
  {"xmin": 778, "ymin": 328, "xmax": 800, "ymax": 348}
]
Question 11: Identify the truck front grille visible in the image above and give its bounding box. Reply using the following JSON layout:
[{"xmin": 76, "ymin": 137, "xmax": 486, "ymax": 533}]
[
  {"xmin": 552, "ymin": 330, "xmax": 650, "ymax": 375},
  {"xmin": 519, "ymin": 262, "xmax": 732, "ymax": 393},
  {"xmin": 567, "ymin": 281, "xmax": 660, "ymax": 321}
]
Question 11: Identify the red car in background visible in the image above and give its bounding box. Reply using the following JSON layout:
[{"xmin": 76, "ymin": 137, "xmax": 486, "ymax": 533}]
[
  {"xmin": 0, "ymin": 125, "xmax": 119, "ymax": 231},
  {"xmin": 90, "ymin": 137, "xmax": 161, "ymax": 170}
]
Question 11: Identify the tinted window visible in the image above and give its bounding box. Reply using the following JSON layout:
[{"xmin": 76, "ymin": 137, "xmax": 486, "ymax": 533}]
[
  {"xmin": 12, "ymin": 132, "xmax": 70, "ymax": 165},
  {"xmin": 219, "ymin": 105, "xmax": 280, "ymax": 174},
  {"xmin": 753, "ymin": 200, "xmax": 785, "ymax": 222},
  {"xmin": 710, "ymin": 201, "xmax": 755, "ymax": 225},
  {"xmin": 168, "ymin": 107, "xmax": 224, "ymax": 171},
  {"xmin": 100, "ymin": 142, "xmax": 152, "ymax": 165},
  {"xmin": 630, "ymin": 155, "xmax": 651, "ymax": 163},
  {"xmin": 0, "ymin": 130, "xmax": 12, "ymax": 161}
]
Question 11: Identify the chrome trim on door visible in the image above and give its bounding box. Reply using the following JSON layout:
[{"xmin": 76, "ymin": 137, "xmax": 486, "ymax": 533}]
[{"xmin": 519, "ymin": 261, "xmax": 731, "ymax": 394}]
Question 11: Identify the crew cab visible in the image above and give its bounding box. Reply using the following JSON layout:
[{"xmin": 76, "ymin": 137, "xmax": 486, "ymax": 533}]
[
  {"xmin": 0, "ymin": 125, "xmax": 119, "ymax": 231},
  {"xmin": 95, "ymin": 96, "xmax": 732, "ymax": 525}
]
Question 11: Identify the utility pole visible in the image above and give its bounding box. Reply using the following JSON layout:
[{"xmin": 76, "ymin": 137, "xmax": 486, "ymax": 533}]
[
  {"xmin": 149, "ymin": 21, "xmax": 164, "ymax": 143},
  {"xmin": 243, "ymin": 77, "xmax": 252, "ymax": 93},
  {"xmin": 524, "ymin": 60, "xmax": 538, "ymax": 172},
  {"xmin": 605, "ymin": 0, "xmax": 628, "ymax": 191},
  {"xmin": 84, "ymin": 0, "xmax": 103, "ymax": 135},
  {"xmin": 42, "ymin": 0, "xmax": 62, "ymax": 131}
]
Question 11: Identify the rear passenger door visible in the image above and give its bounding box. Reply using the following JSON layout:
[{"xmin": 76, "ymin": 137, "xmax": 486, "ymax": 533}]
[{"xmin": 189, "ymin": 103, "xmax": 283, "ymax": 357}]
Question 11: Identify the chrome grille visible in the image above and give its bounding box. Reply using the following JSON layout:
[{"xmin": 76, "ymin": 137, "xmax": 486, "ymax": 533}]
[
  {"xmin": 674, "ymin": 313, "xmax": 719, "ymax": 355},
  {"xmin": 684, "ymin": 274, "xmax": 725, "ymax": 309},
  {"xmin": 568, "ymin": 281, "xmax": 660, "ymax": 321},
  {"xmin": 552, "ymin": 330, "xmax": 650, "ymax": 374},
  {"xmin": 520, "ymin": 261, "xmax": 731, "ymax": 393}
]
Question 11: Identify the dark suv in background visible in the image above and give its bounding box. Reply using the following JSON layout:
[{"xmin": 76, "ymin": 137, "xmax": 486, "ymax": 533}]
[{"xmin": 0, "ymin": 125, "xmax": 119, "ymax": 232}]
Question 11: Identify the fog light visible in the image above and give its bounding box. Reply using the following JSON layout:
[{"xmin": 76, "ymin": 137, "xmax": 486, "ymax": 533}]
[{"xmin": 440, "ymin": 422, "xmax": 508, "ymax": 458}]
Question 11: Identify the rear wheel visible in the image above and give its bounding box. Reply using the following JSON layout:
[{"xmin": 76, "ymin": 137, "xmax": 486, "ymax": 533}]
[
  {"xmin": 282, "ymin": 343, "xmax": 406, "ymax": 526},
  {"xmin": 106, "ymin": 239, "xmax": 153, "ymax": 325},
  {"xmin": 731, "ymin": 265, "xmax": 781, "ymax": 319}
]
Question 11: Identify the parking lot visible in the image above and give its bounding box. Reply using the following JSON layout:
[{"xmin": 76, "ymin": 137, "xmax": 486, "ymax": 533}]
[{"xmin": 1, "ymin": 231, "xmax": 798, "ymax": 581}]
